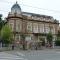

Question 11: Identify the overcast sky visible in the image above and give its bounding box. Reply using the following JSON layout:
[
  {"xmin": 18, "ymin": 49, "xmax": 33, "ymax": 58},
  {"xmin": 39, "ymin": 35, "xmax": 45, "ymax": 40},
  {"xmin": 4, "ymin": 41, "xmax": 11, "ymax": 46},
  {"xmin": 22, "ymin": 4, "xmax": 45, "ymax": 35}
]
[{"xmin": 0, "ymin": 0, "xmax": 60, "ymax": 22}]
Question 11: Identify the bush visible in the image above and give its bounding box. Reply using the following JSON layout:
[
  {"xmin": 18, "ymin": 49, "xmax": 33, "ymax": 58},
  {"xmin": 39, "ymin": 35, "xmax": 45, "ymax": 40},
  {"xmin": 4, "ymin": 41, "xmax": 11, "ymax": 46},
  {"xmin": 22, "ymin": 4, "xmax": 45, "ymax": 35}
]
[{"xmin": 55, "ymin": 40, "xmax": 60, "ymax": 46}]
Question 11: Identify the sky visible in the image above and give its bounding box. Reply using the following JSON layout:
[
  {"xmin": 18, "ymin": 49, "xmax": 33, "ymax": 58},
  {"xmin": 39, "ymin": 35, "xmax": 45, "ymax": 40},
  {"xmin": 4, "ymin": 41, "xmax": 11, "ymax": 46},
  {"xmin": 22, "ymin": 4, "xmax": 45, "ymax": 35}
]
[{"xmin": 0, "ymin": 0, "xmax": 60, "ymax": 22}]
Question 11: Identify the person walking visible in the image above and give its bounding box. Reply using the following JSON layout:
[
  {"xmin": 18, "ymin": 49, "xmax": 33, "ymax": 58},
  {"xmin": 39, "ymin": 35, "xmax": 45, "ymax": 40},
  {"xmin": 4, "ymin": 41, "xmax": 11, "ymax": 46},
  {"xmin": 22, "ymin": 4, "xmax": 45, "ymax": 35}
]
[{"xmin": 12, "ymin": 44, "xmax": 14, "ymax": 50}]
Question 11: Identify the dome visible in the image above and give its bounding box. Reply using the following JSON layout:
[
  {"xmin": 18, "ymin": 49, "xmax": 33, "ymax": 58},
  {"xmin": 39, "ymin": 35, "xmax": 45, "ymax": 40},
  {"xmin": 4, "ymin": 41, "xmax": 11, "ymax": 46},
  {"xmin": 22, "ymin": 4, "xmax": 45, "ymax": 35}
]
[{"xmin": 11, "ymin": 2, "xmax": 21, "ymax": 14}]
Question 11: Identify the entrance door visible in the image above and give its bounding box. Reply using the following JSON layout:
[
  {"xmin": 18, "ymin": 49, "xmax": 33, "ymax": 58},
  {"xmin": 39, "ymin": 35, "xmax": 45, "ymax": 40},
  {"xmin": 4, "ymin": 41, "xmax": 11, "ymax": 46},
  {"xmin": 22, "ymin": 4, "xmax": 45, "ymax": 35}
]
[{"xmin": 39, "ymin": 37, "xmax": 45, "ymax": 46}]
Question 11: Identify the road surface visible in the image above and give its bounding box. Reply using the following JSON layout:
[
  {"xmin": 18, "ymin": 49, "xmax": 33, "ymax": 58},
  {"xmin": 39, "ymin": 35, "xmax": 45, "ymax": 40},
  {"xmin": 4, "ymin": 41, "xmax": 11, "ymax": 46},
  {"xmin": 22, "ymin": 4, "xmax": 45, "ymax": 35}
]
[{"xmin": 1, "ymin": 49, "xmax": 60, "ymax": 60}]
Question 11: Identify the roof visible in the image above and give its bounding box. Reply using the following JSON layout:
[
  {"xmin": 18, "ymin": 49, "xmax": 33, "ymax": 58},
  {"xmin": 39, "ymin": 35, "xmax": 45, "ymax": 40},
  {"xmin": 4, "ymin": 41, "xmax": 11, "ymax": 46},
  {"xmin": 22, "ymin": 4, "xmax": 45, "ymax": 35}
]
[
  {"xmin": 22, "ymin": 12, "xmax": 53, "ymax": 19},
  {"xmin": 11, "ymin": 2, "xmax": 21, "ymax": 12}
]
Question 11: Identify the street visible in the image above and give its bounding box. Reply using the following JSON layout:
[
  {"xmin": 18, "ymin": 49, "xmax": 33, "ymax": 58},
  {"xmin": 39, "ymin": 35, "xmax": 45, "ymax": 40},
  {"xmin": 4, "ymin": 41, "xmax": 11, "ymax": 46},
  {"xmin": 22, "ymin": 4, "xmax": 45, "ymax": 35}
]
[
  {"xmin": 0, "ymin": 52, "xmax": 27, "ymax": 60},
  {"xmin": 0, "ymin": 49, "xmax": 60, "ymax": 60}
]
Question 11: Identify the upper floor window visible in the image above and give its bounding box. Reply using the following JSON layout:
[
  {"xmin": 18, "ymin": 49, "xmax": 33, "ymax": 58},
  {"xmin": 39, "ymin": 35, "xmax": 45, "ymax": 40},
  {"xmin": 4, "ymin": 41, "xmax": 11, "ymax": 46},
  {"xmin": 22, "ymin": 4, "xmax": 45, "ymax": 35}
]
[
  {"xmin": 45, "ymin": 26, "xmax": 50, "ymax": 33},
  {"xmin": 50, "ymin": 27, "xmax": 55, "ymax": 34},
  {"xmin": 33, "ymin": 23, "xmax": 38, "ymax": 33},
  {"xmin": 39, "ymin": 24, "xmax": 44, "ymax": 33},
  {"xmin": 9, "ymin": 20, "xmax": 14, "ymax": 31},
  {"xmin": 16, "ymin": 20, "xmax": 22, "ymax": 32},
  {"xmin": 27, "ymin": 22, "xmax": 32, "ymax": 32}
]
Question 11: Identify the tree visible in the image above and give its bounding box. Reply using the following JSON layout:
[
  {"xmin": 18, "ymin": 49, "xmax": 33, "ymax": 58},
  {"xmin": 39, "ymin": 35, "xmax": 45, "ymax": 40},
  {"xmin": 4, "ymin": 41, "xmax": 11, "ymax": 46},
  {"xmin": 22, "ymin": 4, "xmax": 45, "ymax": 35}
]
[
  {"xmin": 0, "ymin": 14, "xmax": 5, "ymax": 31},
  {"xmin": 55, "ymin": 40, "xmax": 60, "ymax": 46},
  {"xmin": 57, "ymin": 31, "xmax": 60, "ymax": 39},
  {"xmin": 0, "ymin": 14, "xmax": 7, "ymax": 45},
  {"xmin": 55, "ymin": 31, "xmax": 60, "ymax": 46},
  {"xmin": 46, "ymin": 32, "xmax": 53, "ymax": 46},
  {"xmin": 0, "ymin": 24, "xmax": 13, "ymax": 46}
]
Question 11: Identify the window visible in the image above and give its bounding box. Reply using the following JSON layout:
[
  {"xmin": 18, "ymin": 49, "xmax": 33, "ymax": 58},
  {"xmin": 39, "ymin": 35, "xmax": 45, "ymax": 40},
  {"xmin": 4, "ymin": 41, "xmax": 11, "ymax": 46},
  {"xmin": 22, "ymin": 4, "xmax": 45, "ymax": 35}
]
[
  {"xmin": 50, "ymin": 26, "xmax": 55, "ymax": 34},
  {"xmin": 16, "ymin": 23, "xmax": 20, "ymax": 32},
  {"xmin": 15, "ymin": 34, "xmax": 20, "ymax": 41},
  {"xmin": 27, "ymin": 22, "xmax": 32, "ymax": 32},
  {"xmin": 50, "ymin": 28, "xmax": 55, "ymax": 34},
  {"xmin": 45, "ymin": 26, "xmax": 49, "ymax": 33},
  {"xmin": 25, "ymin": 35, "xmax": 31, "ymax": 41},
  {"xmin": 16, "ymin": 20, "xmax": 21, "ymax": 32},
  {"xmin": 33, "ymin": 23, "xmax": 38, "ymax": 33},
  {"xmin": 9, "ymin": 20, "xmax": 14, "ymax": 31},
  {"xmin": 39, "ymin": 24, "xmax": 44, "ymax": 33}
]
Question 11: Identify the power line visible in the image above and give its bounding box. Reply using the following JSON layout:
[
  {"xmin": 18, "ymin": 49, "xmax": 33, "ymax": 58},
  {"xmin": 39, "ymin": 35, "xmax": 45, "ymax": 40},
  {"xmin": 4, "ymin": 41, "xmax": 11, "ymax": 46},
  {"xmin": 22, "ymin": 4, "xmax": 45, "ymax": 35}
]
[
  {"xmin": 22, "ymin": 4, "xmax": 60, "ymax": 13},
  {"xmin": 0, "ymin": 0, "xmax": 14, "ymax": 3},
  {"xmin": 0, "ymin": 1, "xmax": 60, "ymax": 13},
  {"xmin": 0, "ymin": 10, "xmax": 8, "ymax": 12}
]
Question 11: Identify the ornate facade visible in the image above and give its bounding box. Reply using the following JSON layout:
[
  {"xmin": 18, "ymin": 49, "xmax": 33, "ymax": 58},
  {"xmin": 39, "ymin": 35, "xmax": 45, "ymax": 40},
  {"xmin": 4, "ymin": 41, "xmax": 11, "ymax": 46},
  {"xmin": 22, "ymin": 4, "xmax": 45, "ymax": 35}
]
[{"xmin": 6, "ymin": 2, "xmax": 59, "ymax": 49}]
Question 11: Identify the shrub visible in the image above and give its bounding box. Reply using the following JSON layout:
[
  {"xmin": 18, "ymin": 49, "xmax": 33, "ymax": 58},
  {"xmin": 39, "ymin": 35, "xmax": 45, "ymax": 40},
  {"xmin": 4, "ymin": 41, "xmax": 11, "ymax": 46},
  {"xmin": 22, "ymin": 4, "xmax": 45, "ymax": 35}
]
[{"xmin": 55, "ymin": 40, "xmax": 60, "ymax": 46}]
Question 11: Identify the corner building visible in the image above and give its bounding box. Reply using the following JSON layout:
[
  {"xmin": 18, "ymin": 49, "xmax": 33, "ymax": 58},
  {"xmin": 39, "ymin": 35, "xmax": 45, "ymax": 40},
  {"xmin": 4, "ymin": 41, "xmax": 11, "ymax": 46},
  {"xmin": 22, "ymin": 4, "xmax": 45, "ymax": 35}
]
[{"xmin": 6, "ymin": 2, "xmax": 59, "ymax": 49}]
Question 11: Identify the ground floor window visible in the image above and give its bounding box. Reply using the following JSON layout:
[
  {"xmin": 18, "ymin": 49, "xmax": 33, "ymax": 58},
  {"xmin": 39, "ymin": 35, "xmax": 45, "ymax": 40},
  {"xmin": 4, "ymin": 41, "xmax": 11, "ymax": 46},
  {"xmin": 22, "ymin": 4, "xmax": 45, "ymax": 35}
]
[
  {"xmin": 25, "ymin": 35, "xmax": 32, "ymax": 41},
  {"xmin": 15, "ymin": 34, "xmax": 20, "ymax": 41}
]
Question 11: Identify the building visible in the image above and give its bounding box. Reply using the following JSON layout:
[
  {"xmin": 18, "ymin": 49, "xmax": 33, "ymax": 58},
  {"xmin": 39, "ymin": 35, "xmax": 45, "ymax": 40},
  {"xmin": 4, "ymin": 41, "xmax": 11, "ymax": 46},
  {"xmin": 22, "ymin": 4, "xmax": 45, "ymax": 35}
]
[{"xmin": 6, "ymin": 2, "xmax": 59, "ymax": 49}]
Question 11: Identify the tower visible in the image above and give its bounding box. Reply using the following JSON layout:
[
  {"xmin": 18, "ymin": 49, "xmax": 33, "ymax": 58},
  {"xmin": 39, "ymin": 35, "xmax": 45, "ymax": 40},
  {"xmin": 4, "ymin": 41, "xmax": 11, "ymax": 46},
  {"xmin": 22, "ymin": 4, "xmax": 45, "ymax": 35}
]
[{"xmin": 7, "ymin": 2, "xmax": 22, "ymax": 44}]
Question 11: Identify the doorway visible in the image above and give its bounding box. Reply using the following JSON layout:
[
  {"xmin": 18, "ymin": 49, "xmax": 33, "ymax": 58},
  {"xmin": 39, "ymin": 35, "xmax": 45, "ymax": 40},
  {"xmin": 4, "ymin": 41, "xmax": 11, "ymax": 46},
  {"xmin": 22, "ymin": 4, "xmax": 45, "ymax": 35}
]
[{"xmin": 39, "ymin": 37, "xmax": 45, "ymax": 46}]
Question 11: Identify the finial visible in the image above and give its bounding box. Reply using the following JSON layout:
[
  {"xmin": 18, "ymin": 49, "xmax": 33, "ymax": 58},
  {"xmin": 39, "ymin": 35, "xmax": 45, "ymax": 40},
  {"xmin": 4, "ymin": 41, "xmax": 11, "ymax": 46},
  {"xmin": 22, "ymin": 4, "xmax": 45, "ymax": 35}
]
[{"xmin": 16, "ymin": 1, "xmax": 17, "ymax": 4}]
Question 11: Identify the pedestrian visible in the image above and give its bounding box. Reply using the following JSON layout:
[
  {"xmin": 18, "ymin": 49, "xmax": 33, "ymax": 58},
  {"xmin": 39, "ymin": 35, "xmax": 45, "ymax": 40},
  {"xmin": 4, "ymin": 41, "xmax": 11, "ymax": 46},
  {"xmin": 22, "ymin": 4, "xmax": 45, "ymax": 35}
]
[
  {"xmin": 12, "ymin": 44, "xmax": 14, "ymax": 50},
  {"xmin": 35, "ymin": 45, "xmax": 37, "ymax": 50}
]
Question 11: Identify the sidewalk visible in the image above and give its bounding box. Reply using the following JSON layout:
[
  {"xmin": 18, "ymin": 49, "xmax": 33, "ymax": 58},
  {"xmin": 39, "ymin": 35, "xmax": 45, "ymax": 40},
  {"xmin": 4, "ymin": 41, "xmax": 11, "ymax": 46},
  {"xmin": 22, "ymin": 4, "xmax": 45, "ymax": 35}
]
[{"xmin": 0, "ymin": 46, "xmax": 60, "ymax": 52}]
